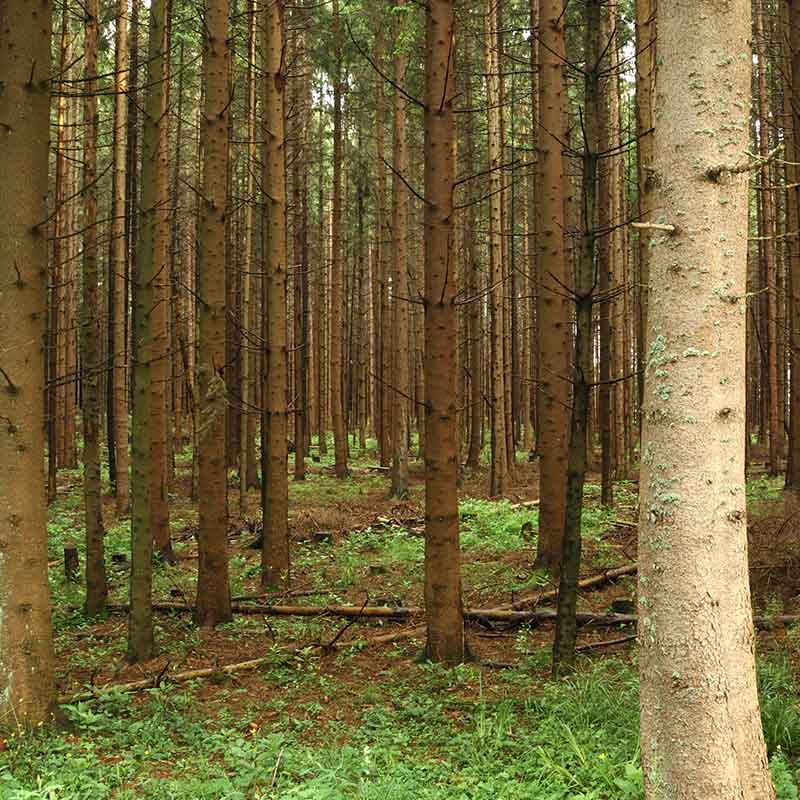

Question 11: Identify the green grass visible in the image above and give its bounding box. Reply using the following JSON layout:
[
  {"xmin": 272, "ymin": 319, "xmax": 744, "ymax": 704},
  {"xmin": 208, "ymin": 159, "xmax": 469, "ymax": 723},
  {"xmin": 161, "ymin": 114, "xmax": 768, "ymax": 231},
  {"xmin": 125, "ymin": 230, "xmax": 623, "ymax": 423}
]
[{"xmin": 3, "ymin": 657, "xmax": 799, "ymax": 799}]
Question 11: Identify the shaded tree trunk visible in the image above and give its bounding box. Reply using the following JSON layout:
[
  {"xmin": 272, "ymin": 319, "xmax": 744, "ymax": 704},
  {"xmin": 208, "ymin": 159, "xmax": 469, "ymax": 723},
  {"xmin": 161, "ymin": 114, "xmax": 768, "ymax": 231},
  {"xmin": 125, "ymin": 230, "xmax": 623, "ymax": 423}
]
[
  {"xmin": 0, "ymin": 0, "xmax": 58, "ymax": 729},
  {"xmin": 423, "ymin": 0, "xmax": 465, "ymax": 666}
]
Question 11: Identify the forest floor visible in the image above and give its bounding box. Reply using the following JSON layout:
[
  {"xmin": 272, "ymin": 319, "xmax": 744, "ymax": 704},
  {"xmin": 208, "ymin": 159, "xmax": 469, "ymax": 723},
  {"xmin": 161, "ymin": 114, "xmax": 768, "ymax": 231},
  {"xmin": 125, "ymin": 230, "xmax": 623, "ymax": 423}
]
[{"xmin": 3, "ymin": 441, "xmax": 800, "ymax": 798}]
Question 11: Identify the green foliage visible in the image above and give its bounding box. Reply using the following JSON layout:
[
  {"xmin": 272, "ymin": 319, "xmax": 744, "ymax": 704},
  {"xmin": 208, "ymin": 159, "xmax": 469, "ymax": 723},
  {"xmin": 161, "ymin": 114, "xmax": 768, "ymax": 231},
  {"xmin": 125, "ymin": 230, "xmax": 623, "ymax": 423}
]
[{"xmin": 5, "ymin": 657, "xmax": 799, "ymax": 799}]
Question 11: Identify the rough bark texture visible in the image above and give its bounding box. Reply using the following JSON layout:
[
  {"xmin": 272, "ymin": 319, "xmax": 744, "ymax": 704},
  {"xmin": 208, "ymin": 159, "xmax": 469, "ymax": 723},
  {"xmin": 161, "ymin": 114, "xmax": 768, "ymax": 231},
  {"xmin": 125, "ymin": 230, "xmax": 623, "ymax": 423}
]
[
  {"xmin": 330, "ymin": 0, "xmax": 348, "ymax": 478},
  {"xmin": 0, "ymin": 0, "xmax": 58, "ymax": 731},
  {"xmin": 485, "ymin": 0, "xmax": 508, "ymax": 497},
  {"xmin": 535, "ymin": 0, "xmax": 570, "ymax": 571},
  {"xmin": 261, "ymin": 0, "xmax": 290, "ymax": 590},
  {"xmin": 637, "ymin": 1, "xmax": 775, "ymax": 796},
  {"xmin": 390, "ymin": 2, "xmax": 411, "ymax": 499},
  {"xmin": 82, "ymin": 0, "xmax": 108, "ymax": 617},
  {"xmin": 112, "ymin": 0, "xmax": 131, "ymax": 514},
  {"xmin": 129, "ymin": 0, "xmax": 169, "ymax": 662},
  {"xmin": 423, "ymin": 0, "xmax": 465, "ymax": 666},
  {"xmin": 195, "ymin": 0, "xmax": 233, "ymax": 628}
]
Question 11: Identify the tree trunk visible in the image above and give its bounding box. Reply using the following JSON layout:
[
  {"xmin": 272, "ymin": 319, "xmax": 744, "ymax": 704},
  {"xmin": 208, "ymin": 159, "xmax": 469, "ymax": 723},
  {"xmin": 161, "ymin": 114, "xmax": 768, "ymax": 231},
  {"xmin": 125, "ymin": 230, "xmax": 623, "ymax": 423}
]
[
  {"xmin": 552, "ymin": 0, "xmax": 602, "ymax": 676},
  {"xmin": 390, "ymin": 0, "xmax": 411, "ymax": 499},
  {"xmin": 261, "ymin": 0, "xmax": 290, "ymax": 590},
  {"xmin": 129, "ymin": 0, "xmax": 169, "ymax": 663},
  {"xmin": 638, "ymin": 0, "xmax": 775, "ymax": 796},
  {"xmin": 423, "ymin": 0, "xmax": 465, "ymax": 666},
  {"xmin": 82, "ymin": 0, "xmax": 108, "ymax": 618},
  {"xmin": 112, "ymin": 0, "xmax": 131, "ymax": 514},
  {"xmin": 535, "ymin": 0, "xmax": 570, "ymax": 571},
  {"xmin": 330, "ymin": 0, "xmax": 348, "ymax": 478},
  {"xmin": 195, "ymin": 0, "xmax": 233, "ymax": 628},
  {"xmin": 485, "ymin": 0, "xmax": 508, "ymax": 497},
  {"xmin": 0, "ymin": 0, "xmax": 58, "ymax": 729}
]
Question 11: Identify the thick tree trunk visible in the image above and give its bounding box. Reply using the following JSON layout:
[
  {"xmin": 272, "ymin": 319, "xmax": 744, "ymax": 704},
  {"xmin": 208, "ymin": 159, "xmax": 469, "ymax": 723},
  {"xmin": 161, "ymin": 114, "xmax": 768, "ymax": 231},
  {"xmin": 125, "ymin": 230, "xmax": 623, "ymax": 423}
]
[
  {"xmin": 535, "ymin": 0, "xmax": 570, "ymax": 570},
  {"xmin": 261, "ymin": 0, "xmax": 290, "ymax": 590},
  {"xmin": 423, "ymin": 0, "xmax": 465, "ymax": 666},
  {"xmin": 0, "ymin": 0, "xmax": 58, "ymax": 729},
  {"xmin": 196, "ymin": 0, "xmax": 233, "ymax": 628},
  {"xmin": 637, "ymin": 1, "xmax": 775, "ymax": 796},
  {"xmin": 129, "ymin": 0, "xmax": 169, "ymax": 663},
  {"xmin": 82, "ymin": 0, "xmax": 108, "ymax": 617}
]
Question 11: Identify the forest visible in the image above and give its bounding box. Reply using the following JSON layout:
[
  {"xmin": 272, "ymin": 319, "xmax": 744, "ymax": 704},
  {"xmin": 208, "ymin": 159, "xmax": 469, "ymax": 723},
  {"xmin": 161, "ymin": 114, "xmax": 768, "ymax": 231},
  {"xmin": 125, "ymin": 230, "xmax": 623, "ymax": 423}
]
[{"xmin": 2, "ymin": 0, "xmax": 800, "ymax": 796}]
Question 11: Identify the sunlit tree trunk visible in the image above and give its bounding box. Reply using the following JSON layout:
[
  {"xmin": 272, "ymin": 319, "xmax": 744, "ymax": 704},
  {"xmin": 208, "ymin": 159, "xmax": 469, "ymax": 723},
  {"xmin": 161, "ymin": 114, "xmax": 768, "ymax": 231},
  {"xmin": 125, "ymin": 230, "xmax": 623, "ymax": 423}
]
[{"xmin": 638, "ymin": 0, "xmax": 774, "ymax": 796}]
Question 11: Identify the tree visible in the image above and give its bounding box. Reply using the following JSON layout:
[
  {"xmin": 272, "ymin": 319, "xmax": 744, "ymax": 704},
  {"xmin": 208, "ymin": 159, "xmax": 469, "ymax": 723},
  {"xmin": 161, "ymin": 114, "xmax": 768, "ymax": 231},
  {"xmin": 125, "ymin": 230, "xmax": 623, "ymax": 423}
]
[
  {"xmin": 423, "ymin": 0, "xmax": 465, "ymax": 665},
  {"xmin": 0, "ymin": 0, "xmax": 58, "ymax": 728},
  {"xmin": 82, "ymin": 0, "xmax": 108, "ymax": 617},
  {"xmin": 261, "ymin": 0, "xmax": 291, "ymax": 590},
  {"xmin": 111, "ymin": 0, "xmax": 131, "ymax": 514},
  {"xmin": 330, "ymin": 0, "xmax": 349, "ymax": 478},
  {"xmin": 129, "ymin": 0, "xmax": 169, "ymax": 662},
  {"xmin": 195, "ymin": 0, "xmax": 233, "ymax": 627},
  {"xmin": 390, "ymin": 0, "xmax": 411, "ymax": 499},
  {"xmin": 535, "ymin": 0, "xmax": 570, "ymax": 571},
  {"xmin": 637, "ymin": 0, "xmax": 775, "ymax": 795}
]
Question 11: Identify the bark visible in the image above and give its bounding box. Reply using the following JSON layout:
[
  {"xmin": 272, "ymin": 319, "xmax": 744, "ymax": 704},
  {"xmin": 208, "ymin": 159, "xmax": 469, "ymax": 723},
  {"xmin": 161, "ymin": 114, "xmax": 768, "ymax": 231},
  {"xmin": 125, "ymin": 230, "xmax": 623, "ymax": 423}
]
[
  {"xmin": 330, "ymin": 0, "xmax": 348, "ymax": 477},
  {"xmin": 552, "ymin": 0, "xmax": 602, "ymax": 676},
  {"xmin": 112, "ymin": 0, "xmax": 131, "ymax": 514},
  {"xmin": 485, "ymin": 0, "xmax": 508, "ymax": 496},
  {"xmin": 535, "ymin": 0, "xmax": 570, "ymax": 571},
  {"xmin": 0, "ymin": 0, "xmax": 58, "ymax": 730},
  {"xmin": 129, "ymin": 0, "xmax": 169, "ymax": 663},
  {"xmin": 82, "ymin": 0, "xmax": 108, "ymax": 617},
  {"xmin": 423, "ymin": 0, "xmax": 466, "ymax": 665},
  {"xmin": 150, "ymin": 1, "xmax": 173, "ymax": 561},
  {"xmin": 638, "ymin": 1, "xmax": 775, "ymax": 796},
  {"xmin": 635, "ymin": 0, "xmax": 654, "ymax": 415},
  {"xmin": 755, "ymin": 0, "xmax": 781, "ymax": 476},
  {"xmin": 196, "ymin": 0, "xmax": 233, "ymax": 628},
  {"xmin": 261, "ymin": 0, "xmax": 290, "ymax": 590},
  {"xmin": 787, "ymin": 0, "xmax": 800, "ymax": 487},
  {"xmin": 390, "ymin": 1, "xmax": 411, "ymax": 499}
]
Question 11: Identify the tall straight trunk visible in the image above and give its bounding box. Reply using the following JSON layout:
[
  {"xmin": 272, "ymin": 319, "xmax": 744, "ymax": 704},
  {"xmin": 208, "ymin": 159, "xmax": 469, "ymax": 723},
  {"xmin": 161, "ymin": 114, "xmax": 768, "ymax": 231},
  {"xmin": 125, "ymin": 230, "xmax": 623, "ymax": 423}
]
[
  {"xmin": 112, "ymin": 0, "xmax": 131, "ymax": 513},
  {"xmin": 390, "ymin": 1, "xmax": 411, "ymax": 498},
  {"xmin": 464, "ymin": 46, "xmax": 483, "ymax": 470},
  {"xmin": 634, "ymin": 0, "xmax": 654, "ymax": 414},
  {"xmin": 49, "ymin": 4, "xmax": 71, "ymax": 503},
  {"xmin": 755, "ymin": 0, "xmax": 780, "ymax": 476},
  {"xmin": 552, "ymin": 0, "xmax": 601, "ymax": 675},
  {"xmin": 786, "ymin": 0, "xmax": 800, "ymax": 487},
  {"xmin": 597, "ymin": 8, "xmax": 614, "ymax": 507},
  {"xmin": 151, "ymin": 0, "xmax": 173, "ymax": 561},
  {"xmin": 423, "ymin": 0, "xmax": 465, "ymax": 665},
  {"xmin": 129, "ymin": 0, "xmax": 169, "ymax": 663},
  {"xmin": 195, "ymin": 0, "xmax": 233, "ymax": 628},
  {"xmin": 82, "ymin": 0, "xmax": 108, "ymax": 617},
  {"xmin": 261, "ymin": 0, "xmax": 290, "ymax": 590},
  {"xmin": 528, "ymin": 0, "xmax": 540, "ymax": 454},
  {"xmin": 535, "ymin": 0, "xmax": 570, "ymax": 570},
  {"xmin": 0, "ymin": 0, "xmax": 58, "ymax": 729},
  {"xmin": 240, "ymin": 0, "xmax": 259, "ymax": 502},
  {"xmin": 293, "ymin": 5, "xmax": 309, "ymax": 481},
  {"xmin": 638, "ymin": 0, "xmax": 775, "ymax": 796},
  {"xmin": 330, "ymin": 0, "xmax": 348, "ymax": 477},
  {"xmin": 485, "ymin": 0, "xmax": 508, "ymax": 496}
]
